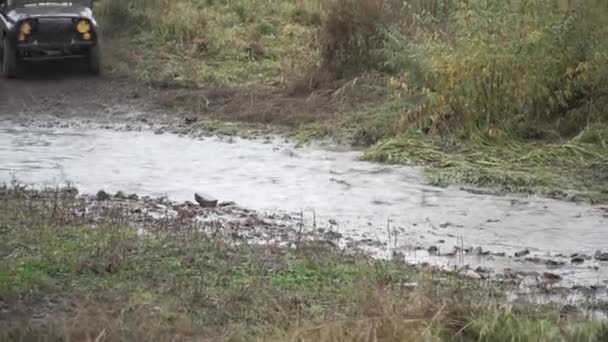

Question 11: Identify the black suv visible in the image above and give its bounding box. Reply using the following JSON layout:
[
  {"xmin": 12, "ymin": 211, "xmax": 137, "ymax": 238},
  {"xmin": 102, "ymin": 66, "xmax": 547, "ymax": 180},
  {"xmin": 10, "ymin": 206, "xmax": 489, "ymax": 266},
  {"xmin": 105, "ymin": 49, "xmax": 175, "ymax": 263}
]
[{"xmin": 0, "ymin": 0, "xmax": 100, "ymax": 78}]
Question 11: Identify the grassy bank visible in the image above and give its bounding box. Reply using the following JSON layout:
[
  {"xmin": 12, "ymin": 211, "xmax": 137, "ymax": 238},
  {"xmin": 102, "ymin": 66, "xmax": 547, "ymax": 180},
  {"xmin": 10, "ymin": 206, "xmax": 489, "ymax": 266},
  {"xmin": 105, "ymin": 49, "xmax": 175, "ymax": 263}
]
[
  {"xmin": 96, "ymin": 0, "xmax": 608, "ymax": 201},
  {"xmin": 1, "ymin": 187, "xmax": 607, "ymax": 341}
]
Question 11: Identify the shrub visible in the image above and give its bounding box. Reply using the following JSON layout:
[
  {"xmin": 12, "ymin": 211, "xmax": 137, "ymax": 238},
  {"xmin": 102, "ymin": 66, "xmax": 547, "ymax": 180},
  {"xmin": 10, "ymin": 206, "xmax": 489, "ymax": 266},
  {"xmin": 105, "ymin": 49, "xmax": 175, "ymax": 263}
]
[{"xmin": 418, "ymin": 0, "xmax": 608, "ymax": 136}]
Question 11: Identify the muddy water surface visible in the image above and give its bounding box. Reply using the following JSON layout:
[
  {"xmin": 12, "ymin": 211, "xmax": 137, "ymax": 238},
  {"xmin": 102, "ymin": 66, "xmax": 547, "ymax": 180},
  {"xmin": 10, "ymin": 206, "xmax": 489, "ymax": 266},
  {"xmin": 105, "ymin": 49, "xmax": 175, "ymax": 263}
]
[{"xmin": 1, "ymin": 123, "xmax": 607, "ymax": 286}]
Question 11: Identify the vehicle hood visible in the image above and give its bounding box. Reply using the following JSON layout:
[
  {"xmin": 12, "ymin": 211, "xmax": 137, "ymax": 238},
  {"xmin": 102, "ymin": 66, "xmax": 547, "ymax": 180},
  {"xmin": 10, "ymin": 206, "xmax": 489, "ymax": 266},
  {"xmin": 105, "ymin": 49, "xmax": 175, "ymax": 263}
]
[{"xmin": 7, "ymin": 5, "xmax": 93, "ymax": 22}]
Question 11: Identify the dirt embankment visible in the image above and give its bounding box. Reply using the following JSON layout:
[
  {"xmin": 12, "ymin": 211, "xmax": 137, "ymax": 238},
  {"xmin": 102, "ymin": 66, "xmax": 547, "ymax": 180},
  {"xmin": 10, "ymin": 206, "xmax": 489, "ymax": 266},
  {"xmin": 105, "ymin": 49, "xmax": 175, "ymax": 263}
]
[{"xmin": 0, "ymin": 58, "xmax": 389, "ymax": 140}]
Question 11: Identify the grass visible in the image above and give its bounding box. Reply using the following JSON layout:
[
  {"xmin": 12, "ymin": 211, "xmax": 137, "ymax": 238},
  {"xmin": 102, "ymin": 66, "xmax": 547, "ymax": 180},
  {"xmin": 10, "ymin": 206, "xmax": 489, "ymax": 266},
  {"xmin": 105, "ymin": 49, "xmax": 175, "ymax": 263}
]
[
  {"xmin": 364, "ymin": 129, "xmax": 608, "ymax": 202},
  {"xmin": 1, "ymin": 186, "xmax": 608, "ymax": 341},
  {"xmin": 97, "ymin": 0, "xmax": 323, "ymax": 84}
]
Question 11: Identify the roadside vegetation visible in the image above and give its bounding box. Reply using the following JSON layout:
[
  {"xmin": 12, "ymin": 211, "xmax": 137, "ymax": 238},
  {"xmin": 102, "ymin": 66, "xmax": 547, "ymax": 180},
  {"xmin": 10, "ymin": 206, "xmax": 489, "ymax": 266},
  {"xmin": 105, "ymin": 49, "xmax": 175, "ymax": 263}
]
[
  {"xmin": 2, "ymin": 186, "xmax": 608, "ymax": 341},
  {"xmin": 95, "ymin": 0, "xmax": 608, "ymax": 201}
]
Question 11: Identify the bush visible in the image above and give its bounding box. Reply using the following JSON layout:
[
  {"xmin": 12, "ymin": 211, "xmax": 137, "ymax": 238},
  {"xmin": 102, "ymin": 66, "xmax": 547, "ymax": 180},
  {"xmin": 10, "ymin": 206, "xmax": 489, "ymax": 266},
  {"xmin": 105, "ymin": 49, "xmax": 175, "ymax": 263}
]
[{"xmin": 418, "ymin": 0, "xmax": 608, "ymax": 136}]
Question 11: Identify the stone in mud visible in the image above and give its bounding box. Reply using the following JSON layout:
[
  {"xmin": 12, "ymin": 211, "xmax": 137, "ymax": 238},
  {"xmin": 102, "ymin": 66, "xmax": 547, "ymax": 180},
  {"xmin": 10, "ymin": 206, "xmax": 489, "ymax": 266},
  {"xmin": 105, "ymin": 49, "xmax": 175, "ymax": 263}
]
[
  {"xmin": 194, "ymin": 193, "xmax": 218, "ymax": 208},
  {"xmin": 428, "ymin": 245, "xmax": 439, "ymax": 255},
  {"xmin": 96, "ymin": 190, "xmax": 111, "ymax": 201},
  {"xmin": 392, "ymin": 250, "xmax": 405, "ymax": 261},
  {"xmin": 402, "ymin": 282, "xmax": 418, "ymax": 290},
  {"xmin": 470, "ymin": 246, "xmax": 490, "ymax": 256},
  {"xmin": 463, "ymin": 270, "xmax": 482, "ymax": 280},
  {"xmin": 114, "ymin": 191, "xmax": 127, "ymax": 199},
  {"xmin": 571, "ymin": 257, "xmax": 585, "ymax": 264},
  {"xmin": 594, "ymin": 250, "xmax": 608, "ymax": 261},
  {"xmin": 184, "ymin": 117, "xmax": 198, "ymax": 125},
  {"xmin": 545, "ymin": 259, "xmax": 565, "ymax": 268},
  {"xmin": 515, "ymin": 249, "xmax": 530, "ymax": 257},
  {"xmin": 492, "ymin": 252, "xmax": 506, "ymax": 257},
  {"xmin": 471, "ymin": 246, "xmax": 483, "ymax": 255},
  {"xmin": 525, "ymin": 257, "xmax": 543, "ymax": 264},
  {"xmin": 542, "ymin": 272, "xmax": 562, "ymax": 282},
  {"xmin": 324, "ymin": 231, "xmax": 343, "ymax": 240},
  {"xmin": 475, "ymin": 266, "xmax": 492, "ymax": 274}
]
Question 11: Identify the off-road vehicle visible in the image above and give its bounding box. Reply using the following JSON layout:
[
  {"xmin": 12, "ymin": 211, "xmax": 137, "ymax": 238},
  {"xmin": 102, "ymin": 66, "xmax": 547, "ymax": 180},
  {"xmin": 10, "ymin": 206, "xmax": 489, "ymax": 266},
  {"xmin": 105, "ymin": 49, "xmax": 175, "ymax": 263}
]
[{"xmin": 0, "ymin": 0, "xmax": 100, "ymax": 78}]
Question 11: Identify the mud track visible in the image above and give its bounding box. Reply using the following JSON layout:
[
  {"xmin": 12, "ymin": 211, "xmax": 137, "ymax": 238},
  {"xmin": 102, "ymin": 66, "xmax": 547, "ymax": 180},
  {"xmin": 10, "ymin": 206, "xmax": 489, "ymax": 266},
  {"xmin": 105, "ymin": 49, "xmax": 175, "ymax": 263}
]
[
  {"xmin": 0, "ymin": 60, "xmax": 357, "ymax": 134},
  {"xmin": 0, "ymin": 61, "xmax": 167, "ymax": 127}
]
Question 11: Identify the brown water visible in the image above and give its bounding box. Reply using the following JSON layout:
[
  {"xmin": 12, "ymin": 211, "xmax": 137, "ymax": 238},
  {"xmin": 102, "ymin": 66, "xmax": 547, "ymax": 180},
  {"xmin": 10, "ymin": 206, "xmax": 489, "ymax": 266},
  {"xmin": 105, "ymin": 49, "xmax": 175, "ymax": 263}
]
[{"xmin": 1, "ymin": 123, "xmax": 607, "ymax": 286}]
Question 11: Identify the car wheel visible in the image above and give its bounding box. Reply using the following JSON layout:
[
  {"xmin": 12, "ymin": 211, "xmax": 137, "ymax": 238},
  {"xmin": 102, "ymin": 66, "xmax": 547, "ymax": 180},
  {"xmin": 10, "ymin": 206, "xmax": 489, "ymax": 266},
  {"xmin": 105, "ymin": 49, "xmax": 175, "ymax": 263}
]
[
  {"xmin": 88, "ymin": 43, "xmax": 101, "ymax": 76},
  {"xmin": 2, "ymin": 37, "xmax": 18, "ymax": 79}
]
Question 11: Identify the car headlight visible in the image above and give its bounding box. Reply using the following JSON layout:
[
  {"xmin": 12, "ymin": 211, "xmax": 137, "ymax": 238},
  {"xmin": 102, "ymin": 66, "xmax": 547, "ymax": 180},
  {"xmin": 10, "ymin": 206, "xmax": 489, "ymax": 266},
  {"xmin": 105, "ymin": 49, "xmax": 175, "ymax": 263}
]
[
  {"xmin": 76, "ymin": 20, "xmax": 91, "ymax": 34},
  {"xmin": 19, "ymin": 21, "xmax": 32, "ymax": 35}
]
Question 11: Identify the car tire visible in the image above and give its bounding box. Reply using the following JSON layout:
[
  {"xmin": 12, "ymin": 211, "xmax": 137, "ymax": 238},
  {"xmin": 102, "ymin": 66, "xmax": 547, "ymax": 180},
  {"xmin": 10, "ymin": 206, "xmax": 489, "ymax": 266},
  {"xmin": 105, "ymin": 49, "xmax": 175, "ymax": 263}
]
[
  {"xmin": 88, "ymin": 43, "xmax": 100, "ymax": 76},
  {"xmin": 2, "ymin": 36, "xmax": 18, "ymax": 79}
]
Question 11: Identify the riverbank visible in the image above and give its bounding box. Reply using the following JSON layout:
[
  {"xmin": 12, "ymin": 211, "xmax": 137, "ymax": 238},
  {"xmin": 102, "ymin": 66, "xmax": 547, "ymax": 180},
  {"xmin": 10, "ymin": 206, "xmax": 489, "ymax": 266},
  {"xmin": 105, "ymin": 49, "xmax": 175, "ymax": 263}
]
[
  {"xmin": 1, "ymin": 186, "xmax": 607, "ymax": 341},
  {"xmin": 91, "ymin": 0, "xmax": 608, "ymax": 204}
]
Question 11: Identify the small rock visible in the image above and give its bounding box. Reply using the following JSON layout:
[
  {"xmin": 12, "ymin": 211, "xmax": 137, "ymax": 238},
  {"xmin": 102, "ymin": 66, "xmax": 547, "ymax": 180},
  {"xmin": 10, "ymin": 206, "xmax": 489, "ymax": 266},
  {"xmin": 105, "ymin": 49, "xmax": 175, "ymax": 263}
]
[
  {"xmin": 96, "ymin": 190, "xmax": 111, "ymax": 201},
  {"xmin": 437, "ymin": 239, "xmax": 445, "ymax": 244},
  {"xmin": 525, "ymin": 257, "xmax": 543, "ymax": 264},
  {"xmin": 402, "ymin": 282, "xmax": 418, "ymax": 290},
  {"xmin": 571, "ymin": 257, "xmax": 585, "ymax": 264},
  {"xmin": 219, "ymin": 201, "xmax": 236, "ymax": 207},
  {"xmin": 475, "ymin": 266, "xmax": 492, "ymax": 274},
  {"xmin": 194, "ymin": 193, "xmax": 218, "ymax": 208},
  {"xmin": 127, "ymin": 193, "xmax": 139, "ymax": 200},
  {"xmin": 470, "ymin": 246, "xmax": 489, "ymax": 256},
  {"xmin": 114, "ymin": 191, "xmax": 127, "ymax": 199},
  {"xmin": 325, "ymin": 231, "xmax": 343, "ymax": 240},
  {"xmin": 154, "ymin": 128, "xmax": 165, "ymax": 135},
  {"xmin": 594, "ymin": 250, "xmax": 608, "ymax": 261},
  {"xmin": 428, "ymin": 245, "xmax": 439, "ymax": 255},
  {"xmin": 545, "ymin": 259, "xmax": 565, "ymax": 268},
  {"xmin": 492, "ymin": 252, "xmax": 506, "ymax": 257},
  {"xmin": 486, "ymin": 218, "xmax": 500, "ymax": 223},
  {"xmin": 463, "ymin": 270, "xmax": 482, "ymax": 280},
  {"xmin": 515, "ymin": 249, "xmax": 530, "ymax": 257},
  {"xmin": 184, "ymin": 117, "xmax": 197, "ymax": 125},
  {"xmin": 328, "ymin": 219, "xmax": 338, "ymax": 226},
  {"xmin": 439, "ymin": 222, "xmax": 451, "ymax": 228},
  {"xmin": 471, "ymin": 246, "xmax": 484, "ymax": 255},
  {"xmin": 542, "ymin": 272, "xmax": 562, "ymax": 282},
  {"xmin": 392, "ymin": 250, "xmax": 405, "ymax": 261},
  {"xmin": 32, "ymin": 312, "xmax": 46, "ymax": 319}
]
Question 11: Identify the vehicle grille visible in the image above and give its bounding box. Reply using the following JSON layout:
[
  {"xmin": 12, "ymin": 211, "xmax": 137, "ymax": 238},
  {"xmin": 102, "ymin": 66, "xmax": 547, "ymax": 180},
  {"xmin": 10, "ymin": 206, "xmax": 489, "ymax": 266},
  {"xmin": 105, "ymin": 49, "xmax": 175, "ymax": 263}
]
[{"xmin": 30, "ymin": 18, "xmax": 76, "ymax": 45}]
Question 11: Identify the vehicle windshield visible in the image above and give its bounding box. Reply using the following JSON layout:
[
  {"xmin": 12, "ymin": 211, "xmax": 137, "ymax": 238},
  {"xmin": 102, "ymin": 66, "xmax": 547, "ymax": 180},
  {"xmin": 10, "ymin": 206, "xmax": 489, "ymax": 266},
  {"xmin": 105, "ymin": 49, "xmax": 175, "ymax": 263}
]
[{"xmin": 11, "ymin": 0, "xmax": 92, "ymax": 8}]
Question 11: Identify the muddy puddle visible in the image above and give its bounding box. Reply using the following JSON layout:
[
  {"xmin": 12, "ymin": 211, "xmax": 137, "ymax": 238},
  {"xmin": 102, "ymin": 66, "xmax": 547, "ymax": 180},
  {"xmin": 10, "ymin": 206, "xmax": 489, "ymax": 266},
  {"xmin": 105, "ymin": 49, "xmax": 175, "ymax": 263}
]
[{"xmin": 1, "ymin": 122, "xmax": 607, "ymax": 287}]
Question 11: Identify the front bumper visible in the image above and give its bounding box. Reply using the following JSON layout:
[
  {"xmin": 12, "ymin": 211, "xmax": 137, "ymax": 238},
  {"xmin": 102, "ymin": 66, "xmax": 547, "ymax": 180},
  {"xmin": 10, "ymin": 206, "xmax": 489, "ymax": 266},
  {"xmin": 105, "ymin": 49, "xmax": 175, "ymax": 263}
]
[{"xmin": 17, "ymin": 40, "xmax": 94, "ymax": 61}]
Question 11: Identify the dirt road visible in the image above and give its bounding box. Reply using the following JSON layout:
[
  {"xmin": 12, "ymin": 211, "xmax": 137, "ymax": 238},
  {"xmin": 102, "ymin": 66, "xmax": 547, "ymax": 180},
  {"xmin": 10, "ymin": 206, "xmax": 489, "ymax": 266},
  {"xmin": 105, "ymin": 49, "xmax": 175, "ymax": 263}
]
[{"xmin": 0, "ymin": 62, "xmax": 170, "ymax": 127}]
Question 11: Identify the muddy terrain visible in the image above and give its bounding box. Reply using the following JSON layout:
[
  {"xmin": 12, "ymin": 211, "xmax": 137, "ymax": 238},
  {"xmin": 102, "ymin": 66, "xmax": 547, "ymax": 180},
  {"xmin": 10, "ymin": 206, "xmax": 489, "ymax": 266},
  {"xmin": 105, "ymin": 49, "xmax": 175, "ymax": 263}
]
[{"xmin": 1, "ymin": 66, "xmax": 608, "ymax": 298}]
